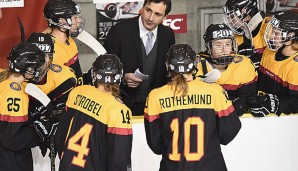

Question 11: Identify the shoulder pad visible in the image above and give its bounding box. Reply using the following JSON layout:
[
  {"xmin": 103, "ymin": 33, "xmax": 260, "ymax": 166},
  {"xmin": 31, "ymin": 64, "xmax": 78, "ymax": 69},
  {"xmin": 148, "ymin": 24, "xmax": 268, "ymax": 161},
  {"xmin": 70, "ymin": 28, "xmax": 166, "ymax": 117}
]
[
  {"xmin": 10, "ymin": 82, "xmax": 21, "ymax": 91},
  {"xmin": 232, "ymin": 55, "xmax": 243, "ymax": 63},
  {"xmin": 50, "ymin": 64, "xmax": 62, "ymax": 73}
]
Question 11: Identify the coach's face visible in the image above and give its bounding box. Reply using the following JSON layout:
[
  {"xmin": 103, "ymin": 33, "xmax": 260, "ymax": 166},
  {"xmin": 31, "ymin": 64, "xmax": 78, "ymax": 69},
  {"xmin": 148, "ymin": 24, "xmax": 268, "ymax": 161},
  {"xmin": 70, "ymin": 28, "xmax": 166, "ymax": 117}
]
[{"xmin": 141, "ymin": 2, "xmax": 167, "ymax": 31}]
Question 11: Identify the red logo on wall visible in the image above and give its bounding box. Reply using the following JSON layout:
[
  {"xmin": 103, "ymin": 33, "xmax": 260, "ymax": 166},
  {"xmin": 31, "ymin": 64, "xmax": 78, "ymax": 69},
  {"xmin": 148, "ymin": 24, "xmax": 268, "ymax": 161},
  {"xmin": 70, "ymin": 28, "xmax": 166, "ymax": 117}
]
[{"xmin": 163, "ymin": 14, "xmax": 187, "ymax": 34}]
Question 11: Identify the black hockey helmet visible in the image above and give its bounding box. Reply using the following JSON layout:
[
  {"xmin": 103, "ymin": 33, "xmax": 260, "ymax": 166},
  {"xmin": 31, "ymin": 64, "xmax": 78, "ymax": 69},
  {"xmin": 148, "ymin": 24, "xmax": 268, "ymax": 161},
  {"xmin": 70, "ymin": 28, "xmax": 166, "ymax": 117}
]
[
  {"xmin": 91, "ymin": 54, "xmax": 123, "ymax": 84},
  {"xmin": 44, "ymin": 0, "xmax": 85, "ymax": 37},
  {"xmin": 204, "ymin": 24, "xmax": 237, "ymax": 65},
  {"xmin": 27, "ymin": 32, "xmax": 54, "ymax": 60},
  {"xmin": 8, "ymin": 42, "xmax": 47, "ymax": 83},
  {"xmin": 264, "ymin": 11, "xmax": 298, "ymax": 51},
  {"xmin": 223, "ymin": 0, "xmax": 259, "ymax": 35},
  {"xmin": 166, "ymin": 44, "xmax": 197, "ymax": 74}
]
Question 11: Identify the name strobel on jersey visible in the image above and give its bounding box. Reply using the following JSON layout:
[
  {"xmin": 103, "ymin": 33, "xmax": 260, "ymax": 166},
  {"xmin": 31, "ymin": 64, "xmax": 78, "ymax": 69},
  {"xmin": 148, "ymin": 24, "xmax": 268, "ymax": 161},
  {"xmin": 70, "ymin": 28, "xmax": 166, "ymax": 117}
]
[{"xmin": 74, "ymin": 94, "xmax": 102, "ymax": 116}]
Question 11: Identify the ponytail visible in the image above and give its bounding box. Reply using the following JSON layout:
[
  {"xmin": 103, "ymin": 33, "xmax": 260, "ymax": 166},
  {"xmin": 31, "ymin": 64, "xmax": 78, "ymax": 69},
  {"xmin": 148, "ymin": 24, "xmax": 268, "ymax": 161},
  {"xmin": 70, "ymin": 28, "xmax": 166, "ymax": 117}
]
[{"xmin": 168, "ymin": 72, "xmax": 189, "ymax": 97}]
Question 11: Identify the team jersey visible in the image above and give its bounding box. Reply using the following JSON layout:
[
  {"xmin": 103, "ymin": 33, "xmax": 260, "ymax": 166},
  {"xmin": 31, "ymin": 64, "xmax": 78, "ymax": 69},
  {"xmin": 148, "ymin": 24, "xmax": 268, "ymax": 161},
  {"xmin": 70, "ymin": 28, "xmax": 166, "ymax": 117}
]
[
  {"xmin": 55, "ymin": 85, "xmax": 133, "ymax": 171},
  {"xmin": 36, "ymin": 64, "xmax": 76, "ymax": 97},
  {"xmin": 196, "ymin": 54, "xmax": 258, "ymax": 99},
  {"xmin": 235, "ymin": 17, "xmax": 270, "ymax": 65},
  {"xmin": 22, "ymin": 64, "xmax": 77, "ymax": 120},
  {"xmin": 258, "ymin": 48, "xmax": 298, "ymax": 114},
  {"xmin": 235, "ymin": 17, "xmax": 269, "ymax": 52},
  {"xmin": 0, "ymin": 79, "xmax": 40, "ymax": 171},
  {"xmin": 144, "ymin": 79, "xmax": 241, "ymax": 171},
  {"xmin": 52, "ymin": 36, "xmax": 83, "ymax": 85}
]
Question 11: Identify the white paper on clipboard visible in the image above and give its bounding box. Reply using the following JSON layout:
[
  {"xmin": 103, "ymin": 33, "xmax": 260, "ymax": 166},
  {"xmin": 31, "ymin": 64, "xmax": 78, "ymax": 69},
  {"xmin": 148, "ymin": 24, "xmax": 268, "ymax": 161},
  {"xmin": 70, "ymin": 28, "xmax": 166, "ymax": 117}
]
[{"xmin": 134, "ymin": 68, "xmax": 149, "ymax": 80}]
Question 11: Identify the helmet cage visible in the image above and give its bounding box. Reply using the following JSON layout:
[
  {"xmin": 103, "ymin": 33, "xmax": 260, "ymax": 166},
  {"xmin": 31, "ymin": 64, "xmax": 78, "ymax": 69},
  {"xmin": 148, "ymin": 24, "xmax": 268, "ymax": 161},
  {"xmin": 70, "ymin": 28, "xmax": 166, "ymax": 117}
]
[
  {"xmin": 204, "ymin": 27, "xmax": 237, "ymax": 65},
  {"xmin": 223, "ymin": 7, "xmax": 245, "ymax": 35},
  {"xmin": 264, "ymin": 15, "xmax": 297, "ymax": 51},
  {"xmin": 207, "ymin": 39, "xmax": 237, "ymax": 65},
  {"xmin": 45, "ymin": 2, "xmax": 85, "ymax": 37},
  {"xmin": 223, "ymin": 0, "xmax": 259, "ymax": 35}
]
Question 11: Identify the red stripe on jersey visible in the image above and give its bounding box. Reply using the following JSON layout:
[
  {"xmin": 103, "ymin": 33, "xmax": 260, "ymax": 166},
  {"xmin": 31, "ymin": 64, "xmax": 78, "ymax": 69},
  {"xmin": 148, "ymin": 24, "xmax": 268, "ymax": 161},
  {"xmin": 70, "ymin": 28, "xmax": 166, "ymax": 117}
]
[
  {"xmin": 107, "ymin": 127, "xmax": 133, "ymax": 135},
  {"xmin": 221, "ymin": 75, "xmax": 258, "ymax": 90},
  {"xmin": 259, "ymin": 65, "xmax": 298, "ymax": 91},
  {"xmin": 254, "ymin": 48, "xmax": 265, "ymax": 54},
  {"xmin": 289, "ymin": 84, "xmax": 298, "ymax": 91},
  {"xmin": 216, "ymin": 105, "xmax": 235, "ymax": 117},
  {"xmin": 64, "ymin": 53, "xmax": 78, "ymax": 66},
  {"xmin": 144, "ymin": 112, "xmax": 160, "ymax": 122},
  {"xmin": 0, "ymin": 114, "xmax": 28, "ymax": 122}
]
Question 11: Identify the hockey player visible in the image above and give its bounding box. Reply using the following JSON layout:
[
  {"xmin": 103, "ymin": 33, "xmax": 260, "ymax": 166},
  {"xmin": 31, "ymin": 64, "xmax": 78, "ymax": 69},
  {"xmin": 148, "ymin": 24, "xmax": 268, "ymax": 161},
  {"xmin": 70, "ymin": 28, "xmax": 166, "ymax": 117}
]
[
  {"xmin": 246, "ymin": 11, "xmax": 298, "ymax": 116},
  {"xmin": 197, "ymin": 24, "xmax": 258, "ymax": 103},
  {"xmin": 145, "ymin": 44, "xmax": 241, "ymax": 171},
  {"xmin": 55, "ymin": 54, "xmax": 132, "ymax": 171},
  {"xmin": 26, "ymin": 32, "xmax": 77, "ymax": 119},
  {"xmin": 0, "ymin": 42, "xmax": 56, "ymax": 171},
  {"xmin": 223, "ymin": 0, "xmax": 269, "ymax": 64},
  {"xmin": 43, "ymin": 0, "xmax": 85, "ymax": 85}
]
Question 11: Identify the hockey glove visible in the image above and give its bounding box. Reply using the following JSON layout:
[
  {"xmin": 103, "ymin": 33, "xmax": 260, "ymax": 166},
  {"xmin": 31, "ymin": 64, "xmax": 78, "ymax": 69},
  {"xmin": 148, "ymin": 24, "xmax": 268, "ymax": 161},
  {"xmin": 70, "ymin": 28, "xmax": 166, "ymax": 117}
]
[
  {"xmin": 33, "ymin": 118, "xmax": 58, "ymax": 142},
  {"xmin": 232, "ymin": 97, "xmax": 249, "ymax": 116},
  {"xmin": 30, "ymin": 102, "xmax": 53, "ymax": 121},
  {"xmin": 247, "ymin": 94, "xmax": 279, "ymax": 117}
]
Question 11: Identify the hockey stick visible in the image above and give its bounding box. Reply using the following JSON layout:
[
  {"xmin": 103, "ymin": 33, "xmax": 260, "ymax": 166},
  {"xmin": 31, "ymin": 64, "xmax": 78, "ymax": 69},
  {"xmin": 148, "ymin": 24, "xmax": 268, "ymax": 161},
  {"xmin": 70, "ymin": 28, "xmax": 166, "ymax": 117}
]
[
  {"xmin": 241, "ymin": 22, "xmax": 254, "ymax": 58},
  {"xmin": 76, "ymin": 30, "xmax": 107, "ymax": 55},
  {"xmin": 25, "ymin": 83, "xmax": 51, "ymax": 107},
  {"xmin": 25, "ymin": 83, "xmax": 56, "ymax": 171}
]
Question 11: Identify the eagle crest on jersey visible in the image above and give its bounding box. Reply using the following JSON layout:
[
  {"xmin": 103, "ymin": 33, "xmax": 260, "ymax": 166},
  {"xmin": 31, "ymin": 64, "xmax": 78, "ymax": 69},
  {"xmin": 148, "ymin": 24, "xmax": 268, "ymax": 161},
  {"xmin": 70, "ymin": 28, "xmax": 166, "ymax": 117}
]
[
  {"xmin": 50, "ymin": 64, "xmax": 62, "ymax": 73},
  {"xmin": 10, "ymin": 82, "xmax": 21, "ymax": 91}
]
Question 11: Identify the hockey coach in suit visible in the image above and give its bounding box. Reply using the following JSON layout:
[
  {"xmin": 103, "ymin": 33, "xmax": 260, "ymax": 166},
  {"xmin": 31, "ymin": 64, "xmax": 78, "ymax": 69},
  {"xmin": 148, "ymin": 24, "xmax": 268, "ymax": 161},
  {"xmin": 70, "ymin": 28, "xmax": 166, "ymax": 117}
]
[{"xmin": 104, "ymin": 0, "xmax": 175, "ymax": 116}]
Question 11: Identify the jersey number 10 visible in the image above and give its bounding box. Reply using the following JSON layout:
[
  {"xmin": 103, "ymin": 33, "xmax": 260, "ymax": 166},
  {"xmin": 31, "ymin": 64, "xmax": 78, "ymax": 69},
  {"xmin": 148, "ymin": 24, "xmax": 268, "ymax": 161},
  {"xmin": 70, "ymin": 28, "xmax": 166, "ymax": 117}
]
[{"xmin": 169, "ymin": 117, "xmax": 204, "ymax": 161}]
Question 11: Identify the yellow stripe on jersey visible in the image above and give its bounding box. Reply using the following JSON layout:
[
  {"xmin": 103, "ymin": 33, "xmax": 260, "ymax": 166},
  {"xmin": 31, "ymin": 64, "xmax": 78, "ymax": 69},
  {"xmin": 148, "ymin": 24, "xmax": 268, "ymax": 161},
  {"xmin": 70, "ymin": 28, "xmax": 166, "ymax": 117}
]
[
  {"xmin": 66, "ymin": 85, "xmax": 132, "ymax": 130},
  {"xmin": 0, "ymin": 79, "xmax": 29, "ymax": 122},
  {"xmin": 52, "ymin": 37, "xmax": 78, "ymax": 66},
  {"xmin": 196, "ymin": 55, "xmax": 257, "ymax": 89},
  {"xmin": 145, "ymin": 80, "xmax": 234, "ymax": 118},
  {"xmin": 260, "ymin": 48, "xmax": 298, "ymax": 88}
]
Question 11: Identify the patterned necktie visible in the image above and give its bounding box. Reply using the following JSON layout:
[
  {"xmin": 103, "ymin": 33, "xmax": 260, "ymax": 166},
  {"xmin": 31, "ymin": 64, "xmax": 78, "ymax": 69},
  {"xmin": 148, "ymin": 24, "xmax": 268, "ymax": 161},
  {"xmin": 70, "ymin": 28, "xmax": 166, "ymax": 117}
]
[{"xmin": 145, "ymin": 32, "xmax": 154, "ymax": 55}]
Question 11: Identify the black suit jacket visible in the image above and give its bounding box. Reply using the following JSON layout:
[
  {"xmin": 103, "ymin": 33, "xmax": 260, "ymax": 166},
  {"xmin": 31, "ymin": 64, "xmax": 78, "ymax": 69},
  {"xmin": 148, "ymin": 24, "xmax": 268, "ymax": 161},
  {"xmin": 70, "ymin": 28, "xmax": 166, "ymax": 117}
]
[{"xmin": 104, "ymin": 16, "xmax": 175, "ymax": 114}]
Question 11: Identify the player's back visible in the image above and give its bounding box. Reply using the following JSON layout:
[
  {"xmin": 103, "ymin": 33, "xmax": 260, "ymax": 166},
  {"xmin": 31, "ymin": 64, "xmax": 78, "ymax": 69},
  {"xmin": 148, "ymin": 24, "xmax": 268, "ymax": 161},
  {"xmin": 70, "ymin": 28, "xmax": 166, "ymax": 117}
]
[
  {"xmin": 57, "ymin": 85, "xmax": 132, "ymax": 171},
  {"xmin": 145, "ymin": 79, "xmax": 241, "ymax": 171}
]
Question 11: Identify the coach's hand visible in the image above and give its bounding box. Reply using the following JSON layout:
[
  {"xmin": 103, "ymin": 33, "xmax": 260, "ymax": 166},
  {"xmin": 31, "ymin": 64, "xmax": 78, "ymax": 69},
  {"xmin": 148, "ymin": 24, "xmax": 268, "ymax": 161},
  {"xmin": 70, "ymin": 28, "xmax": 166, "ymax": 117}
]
[{"xmin": 123, "ymin": 73, "xmax": 143, "ymax": 88}]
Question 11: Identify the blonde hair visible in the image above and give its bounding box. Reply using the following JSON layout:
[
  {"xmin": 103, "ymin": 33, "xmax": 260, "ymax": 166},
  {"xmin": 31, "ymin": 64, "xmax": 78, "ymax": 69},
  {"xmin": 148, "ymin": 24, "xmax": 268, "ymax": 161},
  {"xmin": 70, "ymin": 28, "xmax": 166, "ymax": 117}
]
[
  {"xmin": 168, "ymin": 73, "xmax": 189, "ymax": 97},
  {"xmin": 95, "ymin": 82, "xmax": 121, "ymax": 98},
  {"xmin": 0, "ymin": 69, "xmax": 10, "ymax": 83}
]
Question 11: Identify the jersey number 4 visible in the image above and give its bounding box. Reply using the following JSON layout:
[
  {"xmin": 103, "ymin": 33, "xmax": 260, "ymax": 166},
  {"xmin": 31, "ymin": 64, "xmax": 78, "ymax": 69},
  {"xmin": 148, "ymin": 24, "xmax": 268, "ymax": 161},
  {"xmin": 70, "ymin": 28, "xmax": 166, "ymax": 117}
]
[
  {"xmin": 169, "ymin": 117, "xmax": 205, "ymax": 161},
  {"xmin": 67, "ymin": 123, "xmax": 93, "ymax": 168}
]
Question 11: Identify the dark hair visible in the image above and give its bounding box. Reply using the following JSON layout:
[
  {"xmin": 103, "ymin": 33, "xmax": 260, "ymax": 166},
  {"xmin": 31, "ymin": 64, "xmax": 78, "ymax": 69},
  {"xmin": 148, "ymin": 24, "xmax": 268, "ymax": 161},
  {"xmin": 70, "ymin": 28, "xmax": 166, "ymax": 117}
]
[{"xmin": 143, "ymin": 0, "xmax": 172, "ymax": 15}]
